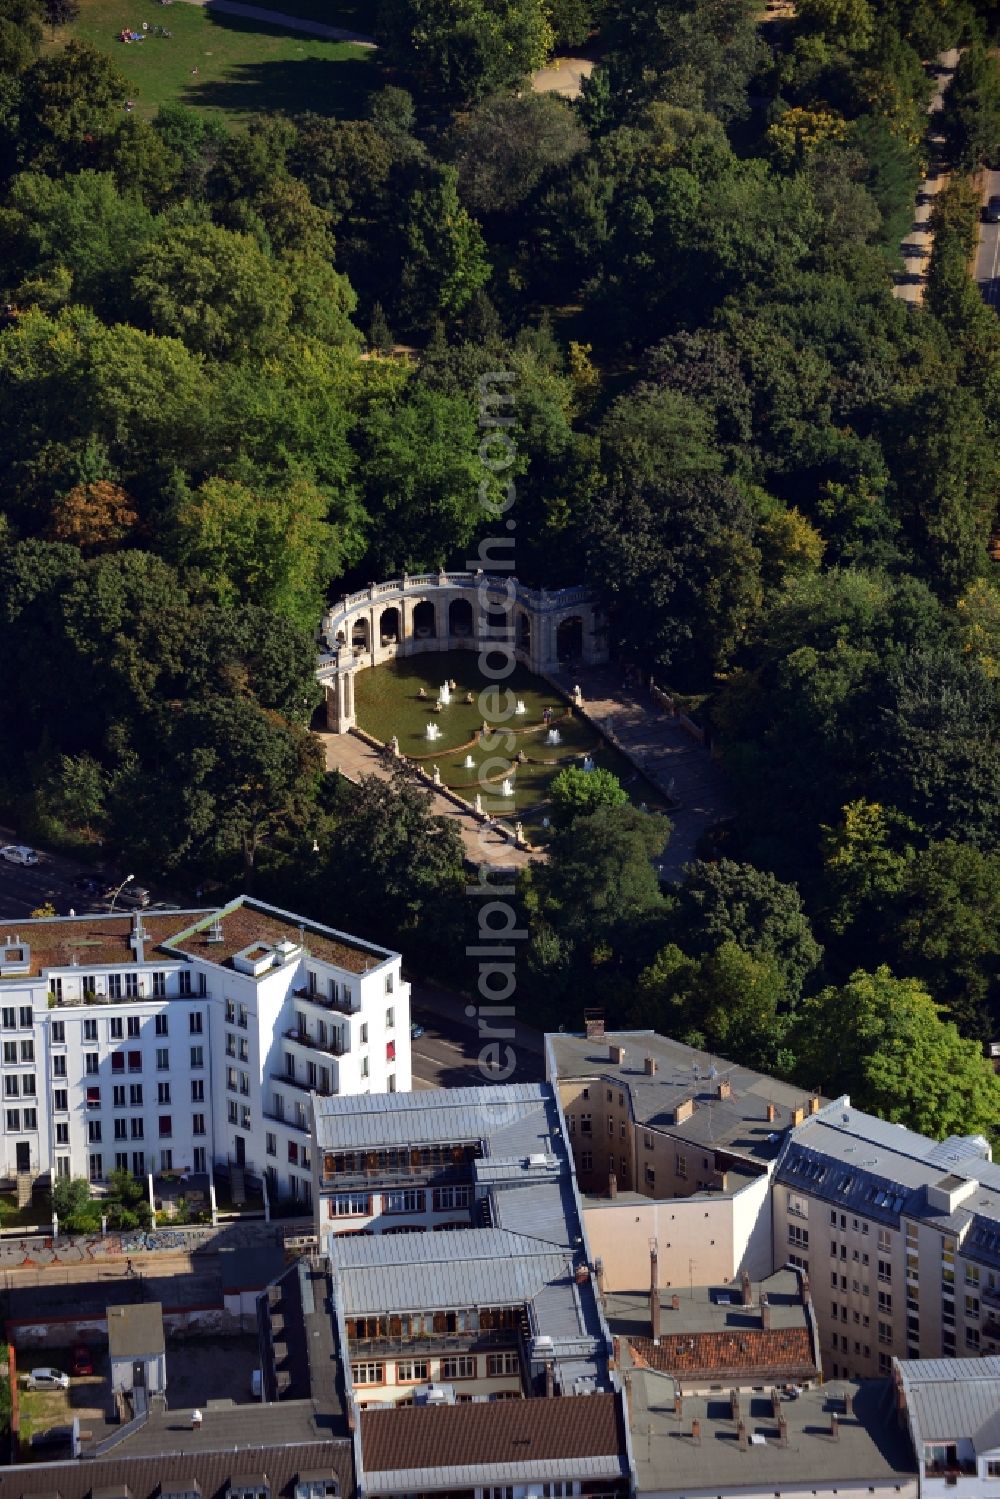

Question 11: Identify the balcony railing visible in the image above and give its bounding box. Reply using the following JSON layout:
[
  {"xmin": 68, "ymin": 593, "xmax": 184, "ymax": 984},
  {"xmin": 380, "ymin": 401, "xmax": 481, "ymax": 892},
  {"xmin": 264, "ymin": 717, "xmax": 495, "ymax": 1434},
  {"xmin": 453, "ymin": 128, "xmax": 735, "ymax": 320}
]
[
  {"xmin": 275, "ymin": 1070, "xmax": 336, "ymax": 1098},
  {"xmin": 322, "ymin": 1162, "xmax": 471, "ymax": 1191},
  {"xmin": 294, "ymin": 985, "xmax": 358, "ymax": 1016},
  {"xmin": 262, "ymin": 1110, "xmax": 311, "ymax": 1134},
  {"xmin": 285, "ymin": 1027, "xmax": 347, "ymax": 1058},
  {"xmin": 350, "ymin": 1328, "xmax": 519, "ymax": 1357}
]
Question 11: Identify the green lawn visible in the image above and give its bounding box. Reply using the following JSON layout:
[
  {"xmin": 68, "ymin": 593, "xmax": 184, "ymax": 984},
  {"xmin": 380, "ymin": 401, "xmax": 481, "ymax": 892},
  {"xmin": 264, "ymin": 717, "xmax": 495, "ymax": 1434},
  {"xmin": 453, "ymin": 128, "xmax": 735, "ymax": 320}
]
[
  {"xmin": 61, "ymin": 0, "xmax": 375, "ymax": 121},
  {"xmin": 354, "ymin": 651, "xmax": 669, "ymax": 828}
]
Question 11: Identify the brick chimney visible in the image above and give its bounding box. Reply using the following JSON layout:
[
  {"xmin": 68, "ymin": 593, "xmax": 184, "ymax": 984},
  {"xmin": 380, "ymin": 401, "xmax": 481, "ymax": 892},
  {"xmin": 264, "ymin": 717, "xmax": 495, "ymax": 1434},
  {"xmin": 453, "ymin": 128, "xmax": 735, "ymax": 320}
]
[
  {"xmin": 760, "ymin": 1294, "xmax": 771, "ymax": 1331},
  {"xmin": 645, "ymin": 1055, "xmax": 657, "ymax": 1076},
  {"xmin": 544, "ymin": 1361, "xmax": 554, "ymax": 1397},
  {"xmin": 771, "ymin": 1389, "xmax": 782, "ymax": 1419},
  {"xmin": 844, "ymin": 1389, "xmax": 853, "ymax": 1417},
  {"xmin": 800, "ymin": 1272, "xmax": 811, "ymax": 1305},
  {"xmin": 730, "ymin": 1389, "xmax": 740, "ymax": 1423},
  {"xmin": 691, "ymin": 1418, "xmax": 701, "ymax": 1445},
  {"xmin": 778, "ymin": 1414, "xmax": 788, "ymax": 1447},
  {"xmin": 584, "ymin": 1009, "xmax": 605, "ymax": 1039},
  {"xmin": 791, "ymin": 1105, "xmax": 805, "ymax": 1127},
  {"xmin": 610, "ymin": 1043, "xmax": 626, "ymax": 1065},
  {"xmin": 740, "ymin": 1269, "xmax": 752, "ymax": 1307},
  {"xmin": 674, "ymin": 1391, "xmax": 683, "ymax": 1417},
  {"xmin": 831, "ymin": 1412, "xmax": 839, "ymax": 1442},
  {"xmin": 737, "ymin": 1421, "xmax": 748, "ymax": 1451},
  {"xmin": 717, "ymin": 1077, "xmax": 732, "ymax": 1100},
  {"xmin": 766, "ymin": 1102, "xmax": 777, "ymax": 1123},
  {"xmin": 608, "ymin": 1172, "xmax": 618, "ymax": 1199},
  {"xmin": 650, "ymin": 1241, "xmax": 661, "ymax": 1342},
  {"xmin": 809, "ymin": 1094, "xmax": 821, "ymax": 1115}
]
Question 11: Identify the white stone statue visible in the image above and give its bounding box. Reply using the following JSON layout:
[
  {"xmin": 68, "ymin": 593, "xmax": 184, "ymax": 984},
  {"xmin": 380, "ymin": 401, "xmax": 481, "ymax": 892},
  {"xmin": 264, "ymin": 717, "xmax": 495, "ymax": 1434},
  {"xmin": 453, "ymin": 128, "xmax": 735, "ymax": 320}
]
[
  {"xmin": 475, "ymin": 793, "xmax": 483, "ymax": 815},
  {"xmin": 432, "ymin": 765, "xmax": 441, "ymax": 786}
]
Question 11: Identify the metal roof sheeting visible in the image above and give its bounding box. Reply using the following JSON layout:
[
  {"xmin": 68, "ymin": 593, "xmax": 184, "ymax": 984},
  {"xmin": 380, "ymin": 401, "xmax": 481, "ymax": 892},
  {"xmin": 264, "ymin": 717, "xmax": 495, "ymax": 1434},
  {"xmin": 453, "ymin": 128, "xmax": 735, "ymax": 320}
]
[
  {"xmin": 314, "ymin": 1084, "xmax": 549, "ymax": 1150},
  {"xmin": 900, "ymin": 1357, "xmax": 1000, "ymax": 1455}
]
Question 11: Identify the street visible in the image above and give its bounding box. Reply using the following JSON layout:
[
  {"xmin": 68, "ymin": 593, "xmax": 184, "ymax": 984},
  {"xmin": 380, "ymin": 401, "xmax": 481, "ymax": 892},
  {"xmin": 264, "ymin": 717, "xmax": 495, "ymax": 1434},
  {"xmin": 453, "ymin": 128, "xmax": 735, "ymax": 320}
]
[
  {"xmin": 0, "ymin": 828, "xmax": 175, "ymax": 920},
  {"xmin": 408, "ymin": 981, "xmax": 545, "ymax": 1090},
  {"xmin": 976, "ymin": 165, "xmax": 1000, "ymax": 311}
]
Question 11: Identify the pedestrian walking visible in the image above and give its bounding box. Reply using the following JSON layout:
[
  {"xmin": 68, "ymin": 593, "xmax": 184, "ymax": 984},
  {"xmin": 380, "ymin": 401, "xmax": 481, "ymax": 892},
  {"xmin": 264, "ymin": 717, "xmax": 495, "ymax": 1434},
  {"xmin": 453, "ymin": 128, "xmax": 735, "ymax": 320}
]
[{"xmin": 126, "ymin": 1257, "xmax": 134, "ymax": 1276}]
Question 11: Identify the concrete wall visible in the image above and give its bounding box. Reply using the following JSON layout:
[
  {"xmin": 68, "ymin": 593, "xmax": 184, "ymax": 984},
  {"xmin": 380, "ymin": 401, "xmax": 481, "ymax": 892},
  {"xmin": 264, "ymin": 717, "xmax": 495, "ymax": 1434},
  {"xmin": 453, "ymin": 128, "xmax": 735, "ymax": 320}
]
[
  {"xmin": 583, "ymin": 1194, "xmax": 739, "ymax": 1293},
  {"xmin": 9, "ymin": 1306, "xmax": 245, "ymax": 1349}
]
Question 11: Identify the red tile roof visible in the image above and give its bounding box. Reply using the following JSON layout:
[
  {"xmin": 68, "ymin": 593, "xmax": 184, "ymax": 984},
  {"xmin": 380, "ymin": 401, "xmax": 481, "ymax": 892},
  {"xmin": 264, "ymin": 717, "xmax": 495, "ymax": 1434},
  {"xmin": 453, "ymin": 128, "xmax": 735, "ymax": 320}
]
[
  {"xmin": 360, "ymin": 1393, "xmax": 625, "ymax": 1475},
  {"xmin": 627, "ymin": 1327, "xmax": 817, "ymax": 1381}
]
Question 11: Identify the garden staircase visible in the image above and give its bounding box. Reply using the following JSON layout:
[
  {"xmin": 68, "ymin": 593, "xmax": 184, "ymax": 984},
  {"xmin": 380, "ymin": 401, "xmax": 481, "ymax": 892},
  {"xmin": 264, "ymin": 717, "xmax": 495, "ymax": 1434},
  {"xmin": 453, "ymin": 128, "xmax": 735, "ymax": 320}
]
[
  {"xmin": 230, "ymin": 1164, "xmax": 246, "ymax": 1207},
  {"xmin": 16, "ymin": 1171, "xmax": 32, "ymax": 1209}
]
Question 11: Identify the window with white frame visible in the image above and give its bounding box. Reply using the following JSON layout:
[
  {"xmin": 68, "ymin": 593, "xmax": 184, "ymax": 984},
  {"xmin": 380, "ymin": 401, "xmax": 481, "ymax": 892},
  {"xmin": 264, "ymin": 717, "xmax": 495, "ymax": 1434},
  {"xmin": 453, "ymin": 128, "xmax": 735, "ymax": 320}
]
[
  {"xmin": 384, "ymin": 1188, "xmax": 423, "ymax": 1214},
  {"xmin": 351, "ymin": 1362, "xmax": 384, "ymax": 1385}
]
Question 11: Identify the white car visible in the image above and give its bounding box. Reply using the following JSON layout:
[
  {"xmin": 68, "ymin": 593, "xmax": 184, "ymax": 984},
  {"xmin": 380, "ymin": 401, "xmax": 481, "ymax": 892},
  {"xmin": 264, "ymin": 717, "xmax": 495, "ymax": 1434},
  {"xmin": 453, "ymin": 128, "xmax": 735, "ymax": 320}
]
[
  {"xmin": 25, "ymin": 1368, "xmax": 70, "ymax": 1391},
  {"xmin": 1, "ymin": 845, "xmax": 39, "ymax": 866}
]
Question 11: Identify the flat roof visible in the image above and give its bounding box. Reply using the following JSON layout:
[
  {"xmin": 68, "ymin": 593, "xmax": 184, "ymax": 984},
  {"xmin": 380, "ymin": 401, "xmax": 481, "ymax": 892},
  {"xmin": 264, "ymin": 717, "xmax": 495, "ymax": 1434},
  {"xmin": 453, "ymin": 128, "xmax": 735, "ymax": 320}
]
[
  {"xmin": 165, "ymin": 898, "xmax": 395, "ymax": 977},
  {"xmin": 626, "ymin": 1376, "xmax": 916, "ymax": 1493},
  {"xmin": 314, "ymin": 1081, "xmax": 554, "ymax": 1151},
  {"xmin": 606, "ymin": 1268, "xmax": 809, "ymax": 1338},
  {"xmin": 548, "ymin": 1031, "xmax": 817, "ymax": 1163},
  {"xmin": 0, "ymin": 912, "xmax": 209, "ymax": 981},
  {"xmin": 107, "ymin": 1303, "xmax": 165, "ymax": 1360}
]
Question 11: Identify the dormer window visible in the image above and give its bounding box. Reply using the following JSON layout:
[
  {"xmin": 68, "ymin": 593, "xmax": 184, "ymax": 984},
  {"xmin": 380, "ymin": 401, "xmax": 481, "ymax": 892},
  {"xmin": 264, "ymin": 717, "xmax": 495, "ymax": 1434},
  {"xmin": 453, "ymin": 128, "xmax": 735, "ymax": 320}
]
[
  {"xmin": 294, "ymin": 1478, "xmax": 339, "ymax": 1499},
  {"xmin": 228, "ymin": 1477, "xmax": 269, "ymax": 1499}
]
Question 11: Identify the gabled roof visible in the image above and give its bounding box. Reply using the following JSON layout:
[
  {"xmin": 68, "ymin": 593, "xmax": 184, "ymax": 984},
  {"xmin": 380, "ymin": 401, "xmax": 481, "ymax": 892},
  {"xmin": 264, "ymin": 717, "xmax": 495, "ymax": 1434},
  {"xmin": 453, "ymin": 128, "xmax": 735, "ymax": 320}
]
[
  {"xmin": 898, "ymin": 1356, "xmax": 1000, "ymax": 1456},
  {"xmin": 359, "ymin": 1392, "xmax": 628, "ymax": 1485}
]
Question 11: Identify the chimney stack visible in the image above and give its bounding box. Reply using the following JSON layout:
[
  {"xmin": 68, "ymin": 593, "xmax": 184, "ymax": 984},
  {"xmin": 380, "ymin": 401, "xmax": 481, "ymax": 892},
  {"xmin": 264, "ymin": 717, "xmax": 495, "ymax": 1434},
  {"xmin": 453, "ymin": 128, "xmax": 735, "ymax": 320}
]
[
  {"xmin": 610, "ymin": 1043, "xmax": 626, "ymax": 1065},
  {"xmin": 737, "ymin": 1421, "xmax": 748, "ymax": 1451},
  {"xmin": 674, "ymin": 1391, "xmax": 683, "ymax": 1417},
  {"xmin": 778, "ymin": 1413, "xmax": 788, "ymax": 1447},
  {"xmin": 792, "ymin": 1105, "xmax": 805, "ymax": 1127},
  {"xmin": 741, "ymin": 1270, "xmax": 753, "ymax": 1307},
  {"xmin": 766, "ymin": 1102, "xmax": 777, "ymax": 1123},
  {"xmin": 730, "ymin": 1389, "xmax": 740, "ymax": 1423},
  {"xmin": 760, "ymin": 1294, "xmax": 771, "ymax": 1331},
  {"xmin": 584, "ymin": 1009, "xmax": 605, "ymax": 1040},
  {"xmin": 844, "ymin": 1389, "xmax": 853, "ymax": 1417},
  {"xmin": 717, "ymin": 1078, "xmax": 732, "ymax": 1100},
  {"xmin": 671, "ymin": 1293, "xmax": 680, "ymax": 1311},
  {"xmin": 645, "ymin": 1055, "xmax": 657, "ymax": 1076},
  {"xmin": 809, "ymin": 1094, "xmax": 821, "ymax": 1115},
  {"xmin": 650, "ymin": 1241, "xmax": 661, "ymax": 1342},
  {"xmin": 608, "ymin": 1172, "xmax": 618, "ymax": 1199},
  {"xmin": 595, "ymin": 1257, "xmax": 605, "ymax": 1296},
  {"xmin": 800, "ymin": 1273, "xmax": 811, "ymax": 1305},
  {"xmin": 545, "ymin": 1361, "xmax": 554, "ymax": 1398},
  {"xmin": 691, "ymin": 1418, "xmax": 701, "ymax": 1445},
  {"xmin": 831, "ymin": 1412, "xmax": 839, "ymax": 1442}
]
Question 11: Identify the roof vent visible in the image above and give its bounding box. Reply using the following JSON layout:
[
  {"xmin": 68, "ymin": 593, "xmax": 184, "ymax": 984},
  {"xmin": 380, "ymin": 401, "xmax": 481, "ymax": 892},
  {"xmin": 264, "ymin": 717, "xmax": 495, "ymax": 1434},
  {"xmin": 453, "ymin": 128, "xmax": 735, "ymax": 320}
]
[{"xmin": 207, "ymin": 919, "xmax": 224, "ymax": 944}]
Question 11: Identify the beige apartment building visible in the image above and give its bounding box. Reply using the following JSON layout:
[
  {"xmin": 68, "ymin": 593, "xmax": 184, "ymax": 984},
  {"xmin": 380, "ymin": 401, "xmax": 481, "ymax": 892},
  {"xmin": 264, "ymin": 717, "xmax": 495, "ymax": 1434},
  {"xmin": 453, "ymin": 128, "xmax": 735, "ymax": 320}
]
[
  {"xmin": 773, "ymin": 1102, "xmax": 1000, "ymax": 1379},
  {"xmin": 545, "ymin": 1025, "xmax": 823, "ymax": 1291}
]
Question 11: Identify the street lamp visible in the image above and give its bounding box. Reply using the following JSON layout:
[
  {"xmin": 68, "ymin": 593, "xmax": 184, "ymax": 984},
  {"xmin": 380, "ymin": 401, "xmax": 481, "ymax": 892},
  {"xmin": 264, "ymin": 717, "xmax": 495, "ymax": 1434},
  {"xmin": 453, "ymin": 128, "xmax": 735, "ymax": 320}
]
[{"xmin": 109, "ymin": 874, "xmax": 134, "ymax": 913}]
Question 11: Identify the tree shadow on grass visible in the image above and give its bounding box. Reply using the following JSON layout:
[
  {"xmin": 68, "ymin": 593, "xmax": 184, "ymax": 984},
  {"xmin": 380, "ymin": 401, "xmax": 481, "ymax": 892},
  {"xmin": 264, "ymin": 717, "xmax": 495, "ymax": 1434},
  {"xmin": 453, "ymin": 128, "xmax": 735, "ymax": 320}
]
[
  {"xmin": 188, "ymin": 50, "xmax": 374, "ymax": 116},
  {"xmin": 187, "ymin": 11, "xmax": 377, "ymax": 118}
]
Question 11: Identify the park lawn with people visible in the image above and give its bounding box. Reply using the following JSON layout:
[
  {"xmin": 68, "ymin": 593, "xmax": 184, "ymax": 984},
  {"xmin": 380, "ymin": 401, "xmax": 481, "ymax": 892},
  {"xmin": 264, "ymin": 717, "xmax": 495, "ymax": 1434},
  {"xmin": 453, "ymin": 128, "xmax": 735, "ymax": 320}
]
[{"xmin": 49, "ymin": 0, "xmax": 374, "ymax": 119}]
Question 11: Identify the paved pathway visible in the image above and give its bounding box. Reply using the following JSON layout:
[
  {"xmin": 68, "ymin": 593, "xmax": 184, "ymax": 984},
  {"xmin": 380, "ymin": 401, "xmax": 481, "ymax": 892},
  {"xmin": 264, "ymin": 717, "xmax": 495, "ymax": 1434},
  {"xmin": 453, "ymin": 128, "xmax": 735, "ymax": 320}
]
[
  {"xmin": 894, "ymin": 48, "xmax": 961, "ymax": 303},
  {"xmin": 316, "ymin": 730, "xmax": 537, "ymax": 873},
  {"xmin": 172, "ymin": 0, "xmax": 376, "ymax": 44},
  {"xmin": 531, "ymin": 55, "xmax": 593, "ymax": 98},
  {"xmin": 551, "ymin": 666, "xmax": 731, "ymax": 883},
  {"xmin": 975, "ymin": 163, "xmax": 1000, "ymax": 312}
]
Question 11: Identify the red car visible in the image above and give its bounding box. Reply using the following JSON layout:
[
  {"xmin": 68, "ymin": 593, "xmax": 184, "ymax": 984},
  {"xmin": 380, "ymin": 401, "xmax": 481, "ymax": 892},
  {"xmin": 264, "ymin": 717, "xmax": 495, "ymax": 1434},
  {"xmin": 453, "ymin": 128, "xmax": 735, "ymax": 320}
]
[{"xmin": 70, "ymin": 1346, "xmax": 93, "ymax": 1377}]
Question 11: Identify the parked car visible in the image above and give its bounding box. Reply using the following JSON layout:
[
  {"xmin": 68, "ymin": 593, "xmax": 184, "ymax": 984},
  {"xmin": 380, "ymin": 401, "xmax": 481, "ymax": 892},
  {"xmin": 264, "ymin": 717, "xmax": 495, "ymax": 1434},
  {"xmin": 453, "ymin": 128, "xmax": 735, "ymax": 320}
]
[
  {"xmin": 1, "ymin": 845, "xmax": 39, "ymax": 865},
  {"xmin": 984, "ymin": 195, "xmax": 1000, "ymax": 223},
  {"xmin": 410, "ymin": 1022, "xmax": 425, "ymax": 1039},
  {"xmin": 70, "ymin": 1345, "xmax": 93, "ymax": 1377},
  {"xmin": 102, "ymin": 883, "xmax": 151, "ymax": 908},
  {"xmin": 25, "ymin": 1368, "xmax": 70, "ymax": 1391}
]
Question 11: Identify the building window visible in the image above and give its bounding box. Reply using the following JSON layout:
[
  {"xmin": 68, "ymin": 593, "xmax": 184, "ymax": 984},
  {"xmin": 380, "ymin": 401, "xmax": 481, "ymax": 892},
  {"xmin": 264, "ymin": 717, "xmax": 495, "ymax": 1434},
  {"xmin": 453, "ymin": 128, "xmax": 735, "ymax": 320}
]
[
  {"xmin": 788, "ymin": 1225, "xmax": 809, "ymax": 1249},
  {"xmin": 360, "ymin": 1023, "xmax": 368, "ymax": 1045},
  {"xmin": 179, "ymin": 970, "xmax": 192, "ymax": 997},
  {"xmin": 85, "ymin": 1052, "xmax": 99, "ymax": 1075},
  {"xmin": 55, "ymin": 1122, "xmax": 69, "ymax": 1145},
  {"xmin": 192, "ymin": 1114, "xmax": 205, "ymax": 1136},
  {"xmin": 580, "ymin": 1113, "xmax": 592, "ymax": 1135},
  {"xmin": 441, "ymin": 1355, "xmax": 476, "ymax": 1380},
  {"xmin": 128, "ymin": 1050, "xmax": 141, "ymax": 1072},
  {"xmin": 386, "ymin": 1007, "xmax": 394, "ymax": 1028},
  {"xmin": 5, "ymin": 1109, "xmax": 19, "ymax": 1131},
  {"xmin": 158, "ymin": 1082, "xmax": 171, "ymax": 1105},
  {"xmin": 487, "ymin": 1352, "xmax": 519, "ymax": 1376},
  {"xmin": 384, "ymin": 1188, "xmax": 423, "ymax": 1214},
  {"xmin": 228, "ymin": 1100, "xmax": 238, "ymax": 1124},
  {"xmin": 22, "ymin": 1109, "xmax": 36, "ymax": 1130},
  {"xmin": 127, "ymin": 1014, "xmax": 140, "ymax": 1037},
  {"xmin": 328, "ymin": 1192, "xmax": 370, "ymax": 1217},
  {"xmin": 160, "ymin": 1149, "xmax": 173, "ymax": 1171},
  {"xmin": 965, "ymin": 1294, "xmax": 980, "ymax": 1318},
  {"xmin": 86, "ymin": 1086, "xmax": 100, "ymax": 1109},
  {"xmin": 130, "ymin": 1083, "xmax": 143, "ymax": 1106},
  {"xmin": 132, "ymin": 1151, "xmax": 145, "ymax": 1176},
  {"xmin": 124, "ymin": 975, "xmax": 139, "ymax": 1000},
  {"xmin": 53, "ymin": 1089, "xmax": 67, "ymax": 1112},
  {"xmin": 114, "ymin": 1119, "xmax": 127, "ymax": 1140},
  {"xmin": 107, "ymin": 975, "xmax": 122, "ymax": 1000},
  {"xmin": 155, "ymin": 1014, "xmax": 168, "ymax": 1036},
  {"xmin": 51, "ymin": 1021, "xmax": 65, "ymax": 1043},
  {"xmin": 89, "ymin": 1153, "xmax": 103, "ymax": 1182},
  {"xmin": 156, "ymin": 1048, "xmax": 169, "ymax": 1071},
  {"xmin": 52, "ymin": 1055, "xmax": 67, "ymax": 1078},
  {"xmin": 266, "ymin": 1133, "xmax": 277, "ymax": 1157},
  {"xmin": 109, "ymin": 1017, "xmax": 124, "ymax": 1041},
  {"xmin": 159, "ymin": 1116, "xmax": 172, "ymax": 1138},
  {"xmin": 675, "ymin": 1153, "xmax": 687, "ymax": 1179},
  {"xmin": 190, "ymin": 1046, "xmax": 204, "ymax": 1069},
  {"xmin": 877, "ymin": 1291, "xmax": 892, "ymax": 1314},
  {"xmin": 131, "ymin": 1119, "xmax": 144, "ymax": 1139},
  {"xmin": 189, "ymin": 1012, "xmax": 203, "ymax": 1034},
  {"xmin": 83, "ymin": 1018, "xmax": 98, "ymax": 1042},
  {"xmin": 56, "ymin": 1156, "xmax": 70, "ymax": 1179},
  {"xmin": 432, "ymin": 1185, "xmax": 471, "ymax": 1212},
  {"xmin": 877, "ymin": 1259, "xmax": 891, "ymax": 1283},
  {"xmin": 351, "ymin": 1362, "xmax": 384, "ymax": 1385},
  {"xmin": 191, "ymin": 1080, "xmax": 204, "ymax": 1102},
  {"xmin": 111, "ymin": 1052, "xmax": 125, "ymax": 1074},
  {"xmin": 360, "ymin": 1057, "xmax": 369, "ymax": 1078},
  {"xmin": 581, "ymin": 1152, "xmax": 593, "ymax": 1172},
  {"xmin": 241, "ymin": 1105, "xmax": 251, "ymax": 1131},
  {"xmin": 877, "ymin": 1320, "xmax": 892, "ymax": 1345},
  {"xmin": 152, "ymin": 972, "xmax": 166, "ymax": 998},
  {"xmin": 396, "ymin": 1359, "xmax": 429, "ymax": 1383},
  {"xmin": 238, "ymin": 1004, "xmax": 248, "ymax": 1029},
  {"xmin": 385, "ymin": 973, "xmax": 394, "ymax": 994}
]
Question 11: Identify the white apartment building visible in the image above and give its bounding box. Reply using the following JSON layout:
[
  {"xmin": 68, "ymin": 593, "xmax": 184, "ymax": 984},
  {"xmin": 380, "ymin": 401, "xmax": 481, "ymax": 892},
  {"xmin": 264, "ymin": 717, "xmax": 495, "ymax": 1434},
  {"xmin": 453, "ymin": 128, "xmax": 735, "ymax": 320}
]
[{"xmin": 0, "ymin": 898, "xmax": 409, "ymax": 1205}]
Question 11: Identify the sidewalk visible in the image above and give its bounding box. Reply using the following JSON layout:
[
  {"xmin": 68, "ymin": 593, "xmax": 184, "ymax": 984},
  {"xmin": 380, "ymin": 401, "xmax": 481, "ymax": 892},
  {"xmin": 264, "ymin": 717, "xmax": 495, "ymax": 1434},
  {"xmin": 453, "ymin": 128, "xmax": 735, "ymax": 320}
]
[
  {"xmin": 552, "ymin": 665, "xmax": 731, "ymax": 882},
  {"xmin": 894, "ymin": 48, "xmax": 961, "ymax": 303}
]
